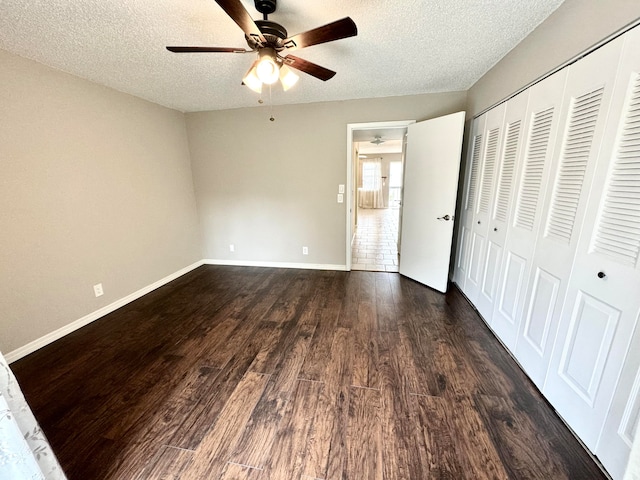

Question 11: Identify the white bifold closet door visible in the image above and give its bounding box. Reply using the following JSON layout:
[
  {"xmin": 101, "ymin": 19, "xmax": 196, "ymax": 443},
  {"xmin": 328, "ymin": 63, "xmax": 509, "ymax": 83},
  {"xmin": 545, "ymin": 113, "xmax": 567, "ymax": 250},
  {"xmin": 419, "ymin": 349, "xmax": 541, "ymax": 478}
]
[
  {"xmin": 515, "ymin": 35, "xmax": 624, "ymax": 389},
  {"xmin": 489, "ymin": 70, "xmax": 568, "ymax": 352},
  {"xmin": 455, "ymin": 114, "xmax": 486, "ymax": 293},
  {"xmin": 543, "ymin": 26, "xmax": 640, "ymax": 461},
  {"xmin": 594, "ymin": 29, "xmax": 640, "ymax": 480},
  {"xmin": 464, "ymin": 104, "xmax": 506, "ymax": 309},
  {"xmin": 475, "ymin": 92, "xmax": 529, "ymax": 322}
]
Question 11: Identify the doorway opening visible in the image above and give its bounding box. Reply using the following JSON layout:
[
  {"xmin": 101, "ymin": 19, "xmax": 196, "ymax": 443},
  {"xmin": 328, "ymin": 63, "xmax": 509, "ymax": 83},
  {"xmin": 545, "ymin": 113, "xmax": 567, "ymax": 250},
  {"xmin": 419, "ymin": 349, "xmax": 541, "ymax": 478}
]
[{"xmin": 346, "ymin": 121, "xmax": 414, "ymax": 271}]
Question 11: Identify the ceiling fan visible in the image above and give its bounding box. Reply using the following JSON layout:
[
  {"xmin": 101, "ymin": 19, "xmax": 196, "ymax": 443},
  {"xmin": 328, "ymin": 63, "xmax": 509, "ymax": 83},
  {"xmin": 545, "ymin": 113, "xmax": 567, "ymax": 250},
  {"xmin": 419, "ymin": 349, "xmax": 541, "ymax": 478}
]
[{"xmin": 167, "ymin": 0, "xmax": 358, "ymax": 93}]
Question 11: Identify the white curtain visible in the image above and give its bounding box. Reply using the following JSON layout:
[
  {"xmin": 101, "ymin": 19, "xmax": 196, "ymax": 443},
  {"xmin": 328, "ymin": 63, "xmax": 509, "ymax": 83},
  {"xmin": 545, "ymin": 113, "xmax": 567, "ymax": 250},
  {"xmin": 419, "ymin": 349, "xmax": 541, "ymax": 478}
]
[
  {"xmin": 0, "ymin": 351, "xmax": 67, "ymax": 480},
  {"xmin": 358, "ymin": 159, "xmax": 385, "ymax": 208},
  {"xmin": 625, "ymin": 422, "xmax": 640, "ymax": 480}
]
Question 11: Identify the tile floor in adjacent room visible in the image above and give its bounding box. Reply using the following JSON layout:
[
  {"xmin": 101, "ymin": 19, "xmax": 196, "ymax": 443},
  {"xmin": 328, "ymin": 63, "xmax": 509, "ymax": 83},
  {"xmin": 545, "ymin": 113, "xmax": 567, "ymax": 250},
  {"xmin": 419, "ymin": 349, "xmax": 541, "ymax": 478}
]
[{"xmin": 351, "ymin": 207, "xmax": 400, "ymax": 272}]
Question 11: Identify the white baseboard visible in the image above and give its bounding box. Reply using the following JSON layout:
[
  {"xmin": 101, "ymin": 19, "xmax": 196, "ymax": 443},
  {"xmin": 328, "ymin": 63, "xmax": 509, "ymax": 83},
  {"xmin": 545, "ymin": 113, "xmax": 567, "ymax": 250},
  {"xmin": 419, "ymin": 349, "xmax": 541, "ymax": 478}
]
[
  {"xmin": 203, "ymin": 259, "xmax": 348, "ymax": 271},
  {"xmin": 5, "ymin": 260, "xmax": 204, "ymax": 364}
]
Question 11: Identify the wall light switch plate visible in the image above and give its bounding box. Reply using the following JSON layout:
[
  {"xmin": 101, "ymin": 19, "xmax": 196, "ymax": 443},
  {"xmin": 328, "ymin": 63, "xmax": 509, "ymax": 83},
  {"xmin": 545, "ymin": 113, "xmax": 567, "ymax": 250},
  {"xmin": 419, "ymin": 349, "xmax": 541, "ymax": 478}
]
[
  {"xmin": 229, "ymin": 244, "xmax": 235, "ymax": 252},
  {"xmin": 93, "ymin": 283, "xmax": 104, "ymax": 297},
  {"xmin": 337, "ymin": 193, "xmax": 344, "ymax": 203},
  {"xmin": 338, "ymin": 184, "xmax": 345, "ymax": 194}
]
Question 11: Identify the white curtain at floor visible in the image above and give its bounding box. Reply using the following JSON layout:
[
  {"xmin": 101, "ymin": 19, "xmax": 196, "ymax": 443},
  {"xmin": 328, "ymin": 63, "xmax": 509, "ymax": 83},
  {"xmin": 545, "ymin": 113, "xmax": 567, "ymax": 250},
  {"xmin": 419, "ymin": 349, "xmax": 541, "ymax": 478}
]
[
  {"xmin": 626, "ymin": 423, "xmax": 640, "ymax": 480},
  {"xmin": 0, "ymin": 351, "xmax": 67, "ymax": 480},
  {"xmin": 358, "ymin": 159, "xmax": 385, "ymax": 209}
]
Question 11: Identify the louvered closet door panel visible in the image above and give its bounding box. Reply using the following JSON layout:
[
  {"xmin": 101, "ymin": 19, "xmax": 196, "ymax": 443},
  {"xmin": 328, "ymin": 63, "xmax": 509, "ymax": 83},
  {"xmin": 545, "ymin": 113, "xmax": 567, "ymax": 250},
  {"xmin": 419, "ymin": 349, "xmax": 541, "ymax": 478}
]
[
  {"xmin": 515, "ymin": 36, "xmax": 624, "ymax": 389},
  {"xmin": 475, "ymin": 91, "xmax": 529, "ymax": 322},
  {"xmin": 465, "ymin": 105, "xmax": 506, "ymax": 305},
  {"xmin": 544, "ymin": 28, "xmax": 640, "ymax": 463},
  {"xmin": 490, "ymin": 70, "xmax": 568, "ymax": 351},
  {"xmin": 455, "ymin": 114, "xmax": 486, "ymax": 294}
]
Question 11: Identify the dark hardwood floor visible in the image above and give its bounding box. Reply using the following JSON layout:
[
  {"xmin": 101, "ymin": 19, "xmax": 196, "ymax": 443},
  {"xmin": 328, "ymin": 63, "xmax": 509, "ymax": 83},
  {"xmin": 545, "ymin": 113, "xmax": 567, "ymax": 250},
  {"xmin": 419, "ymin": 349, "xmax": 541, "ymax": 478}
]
[{"xmin": 12, "ymin": 266, "xmax": 607, "ymax": 479}]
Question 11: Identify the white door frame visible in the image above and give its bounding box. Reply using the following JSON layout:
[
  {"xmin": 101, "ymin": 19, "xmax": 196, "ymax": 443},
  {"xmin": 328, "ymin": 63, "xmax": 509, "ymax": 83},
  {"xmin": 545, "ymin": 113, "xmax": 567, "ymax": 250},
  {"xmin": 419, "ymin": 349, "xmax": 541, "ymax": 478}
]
[{"xmin": 346, "ymin": 120, "xmax": 415, "ymax": 270}]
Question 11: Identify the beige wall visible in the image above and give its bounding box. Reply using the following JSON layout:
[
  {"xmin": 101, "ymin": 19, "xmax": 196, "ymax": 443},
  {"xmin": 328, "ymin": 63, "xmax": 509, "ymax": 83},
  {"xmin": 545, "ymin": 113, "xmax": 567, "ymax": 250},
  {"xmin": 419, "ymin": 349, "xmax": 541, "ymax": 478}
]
[
  {"xmin": 468, "ymin": 0, "xmax": 640, "ymax": 116},
  {"xmin": 0, "ymin": 50, "xmax": 201, "ymax": 354},
  {"xmin": 186, "ymin": 92, "xmax": 466, "ymax": 267}
]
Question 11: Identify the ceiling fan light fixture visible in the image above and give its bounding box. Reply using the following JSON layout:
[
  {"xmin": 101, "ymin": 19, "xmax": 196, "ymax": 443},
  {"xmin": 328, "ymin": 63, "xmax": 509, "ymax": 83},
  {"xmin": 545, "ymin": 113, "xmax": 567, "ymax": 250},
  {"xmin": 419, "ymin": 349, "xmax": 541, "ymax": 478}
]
[
  {"xmin": 371, "ymin": 135, "xmax": 385, "ymax": 145},
  {"xmin": 242, "ymin": 61, "xmax": 263, "ymax": 93},
  {"xmin": 279, "ymin": 65, "xmax": 299, "ymax": 91},
  {"xmin": 256, "ymin": 48, "xmax": 280, "ymax": 84}
]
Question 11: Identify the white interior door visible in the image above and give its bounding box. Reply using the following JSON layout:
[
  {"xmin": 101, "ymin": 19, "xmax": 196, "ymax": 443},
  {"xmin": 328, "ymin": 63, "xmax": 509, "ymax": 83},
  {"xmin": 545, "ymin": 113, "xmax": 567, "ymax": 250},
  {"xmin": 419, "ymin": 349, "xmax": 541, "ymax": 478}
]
[{"xmin": 399, "ymin": 111, "xmax": 466, "ymax": 292}]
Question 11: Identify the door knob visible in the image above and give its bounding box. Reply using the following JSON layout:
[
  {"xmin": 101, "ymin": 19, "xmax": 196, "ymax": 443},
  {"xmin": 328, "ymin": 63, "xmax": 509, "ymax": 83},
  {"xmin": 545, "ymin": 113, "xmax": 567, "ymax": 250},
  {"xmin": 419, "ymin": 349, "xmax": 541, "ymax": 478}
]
[
  {"xmin": 437, "ymin": 214, "xmax": 451, "ymax": 221},
  {"xmin": 597, "ymin": 271, "xmax": 606, "ymax": 279}
]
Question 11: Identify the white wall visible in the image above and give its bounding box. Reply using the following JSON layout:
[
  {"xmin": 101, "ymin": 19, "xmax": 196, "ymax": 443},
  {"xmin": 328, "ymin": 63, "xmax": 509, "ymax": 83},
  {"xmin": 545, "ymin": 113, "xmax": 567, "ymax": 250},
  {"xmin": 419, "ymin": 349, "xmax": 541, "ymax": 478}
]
[
  {"xmin": 468, "ymin": 0, "xmax": 640, "ymax": 116},
  {"xmin": 0, "ymin": 50, "xmax": 202, "ymax": 355},
  {"xmin": 186, "ymin": 92, "xmax": 466, "ymax": 267}
]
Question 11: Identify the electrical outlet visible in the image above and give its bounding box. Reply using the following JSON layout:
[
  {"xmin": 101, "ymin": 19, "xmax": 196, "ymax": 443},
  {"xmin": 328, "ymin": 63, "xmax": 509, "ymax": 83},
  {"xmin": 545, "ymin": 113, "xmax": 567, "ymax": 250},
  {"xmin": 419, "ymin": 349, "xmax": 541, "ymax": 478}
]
[
  {"xmin": 302, "ymin": 246, "xmax": 309, "ymax": 255},
  {"xmin": 229, "ymin": 244, "xmax": 235, "ymax": 252},
  {"xmin": 93, "ymin": 283, "xmax": 104, "ymax": 297}
]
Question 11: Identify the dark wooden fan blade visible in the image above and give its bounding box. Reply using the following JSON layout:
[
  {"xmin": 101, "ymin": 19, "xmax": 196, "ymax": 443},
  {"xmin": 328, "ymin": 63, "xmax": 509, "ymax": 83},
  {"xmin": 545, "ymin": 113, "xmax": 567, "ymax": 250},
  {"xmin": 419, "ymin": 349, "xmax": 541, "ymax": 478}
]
[
  {"xmin": 283, "ymin": 17, "xmax": 357, "ymax": 51},
  {"xmin": 283, "ymin": 55, "xmax": 336, "ymax": 81},
  {"xmin": 215, "ymin": 0, "xmax": 265, "ymax": 43},
  {"xmin": 166, "ymin": 46, "xmax": 250, "ymax": 53}
]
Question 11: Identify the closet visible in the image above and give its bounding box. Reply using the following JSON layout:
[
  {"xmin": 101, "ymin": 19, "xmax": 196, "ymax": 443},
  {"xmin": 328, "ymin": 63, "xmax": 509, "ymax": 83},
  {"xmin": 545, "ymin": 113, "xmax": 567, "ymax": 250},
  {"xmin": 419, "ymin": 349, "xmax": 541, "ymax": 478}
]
[{"xmin": 453, "ymin": 25, "xmax": 640, "ymax": 480}]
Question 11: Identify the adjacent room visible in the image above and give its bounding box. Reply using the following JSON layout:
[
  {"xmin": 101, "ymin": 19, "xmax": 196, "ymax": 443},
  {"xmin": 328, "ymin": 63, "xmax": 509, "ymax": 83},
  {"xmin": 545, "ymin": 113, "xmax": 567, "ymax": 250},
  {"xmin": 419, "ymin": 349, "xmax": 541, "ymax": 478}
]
[
  {"xmin": 351, "ymin": 126, "xmax": 406, "ymax": 272},
  {"xmin": 1, "ymin": 1, "xmax": 640, "ymax": 479}
]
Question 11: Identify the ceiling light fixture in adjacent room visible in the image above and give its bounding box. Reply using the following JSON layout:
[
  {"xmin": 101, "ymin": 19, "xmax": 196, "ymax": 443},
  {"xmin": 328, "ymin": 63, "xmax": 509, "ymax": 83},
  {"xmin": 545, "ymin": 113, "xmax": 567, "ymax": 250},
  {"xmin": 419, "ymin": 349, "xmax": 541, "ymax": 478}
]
[{"xmin": 371, "ymin": 135, "xmax": 385, "ymax": 145}]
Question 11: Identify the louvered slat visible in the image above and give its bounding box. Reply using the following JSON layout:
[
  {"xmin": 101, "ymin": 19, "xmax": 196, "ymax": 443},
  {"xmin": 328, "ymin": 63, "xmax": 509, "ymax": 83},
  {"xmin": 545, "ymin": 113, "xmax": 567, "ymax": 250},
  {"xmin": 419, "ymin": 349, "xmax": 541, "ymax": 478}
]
[
  {"xmin": 494, "ymin": 120, "xmax": 521, "ymax": 222},
  {"xmin": 515, "ymin": 107, "xmax": 555, "ymax": 230},
  {"xmin": 466, "ymin": 134, "xmax": 483, "ymax": 211},
  {"xmin": 545, "ymin": 88, "xmax": 605, "ymax": 243},
  {"xmin": 479, "ymin": 128, "xmax": 500, "ymax": 214},
  {"xmin": 593, "ymin": 75, "xmax": 640, "ymax": 265}
]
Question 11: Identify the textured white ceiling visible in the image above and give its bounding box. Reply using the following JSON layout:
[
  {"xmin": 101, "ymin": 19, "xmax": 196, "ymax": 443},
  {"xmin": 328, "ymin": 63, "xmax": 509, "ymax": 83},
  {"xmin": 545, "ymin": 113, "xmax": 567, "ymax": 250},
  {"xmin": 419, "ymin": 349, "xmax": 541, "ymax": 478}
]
[{"xmin": 0, "ymin": 0, "xmax": 564, "ymax": 112}]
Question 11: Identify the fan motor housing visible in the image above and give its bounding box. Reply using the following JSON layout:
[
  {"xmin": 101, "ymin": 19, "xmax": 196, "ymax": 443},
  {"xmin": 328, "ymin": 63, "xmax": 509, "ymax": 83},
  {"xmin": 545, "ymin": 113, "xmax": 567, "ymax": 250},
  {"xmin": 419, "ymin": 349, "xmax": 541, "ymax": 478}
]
[
  {"xmin": 255, "ymin": 0, "xmax": 277, "ymax": 15},
  {"xmin": 256, "ymin": 20, "xmax": 287, "ymax": 40}
]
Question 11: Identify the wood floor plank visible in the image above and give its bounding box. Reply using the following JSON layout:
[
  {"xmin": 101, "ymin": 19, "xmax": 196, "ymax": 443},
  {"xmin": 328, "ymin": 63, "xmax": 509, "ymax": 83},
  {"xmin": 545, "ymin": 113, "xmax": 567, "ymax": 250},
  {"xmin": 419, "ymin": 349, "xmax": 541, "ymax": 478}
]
[
  {"xmin": 10, "ymin": 267, "xmax": 608, "ymax": 480},
  {"xmin": 102, "ymin": 364, "xmax": 222, "ymax": 479},
  {"xmin": 337, "ymin": 272, "xmax": 360, "ymax": 329},
  {"xmin": 167, "ymin": 321, "xmax": 274, "ymax": 450},
  {"xmin": 474, "ymin": 393, "xmax": 571, "ymax": 479},
  {"xmin": 180, "ymin": 371, "xmax": 270, "ymax": 479},
  {"xmin": 261, "ymin": 379, "xmax": 323, "ymax": 480},
  {"xmin": 345, "ymin": 386, "xmax": 383, "ymax": 480},
  {"xmin": 351, "ymin": 298, "xmax": 380, "ymax": 389},
  {"xmin": 302, "ymin": 327, "xmax": 352, "ymax": 479},
  {"xmin": 136, "ymin": 445, "xmax": 194, "ymax": 480},
  {"xmin": 231, "ymin": 323, "xmax": 315, "ymax": 468},
  {"xmin": 297, "ymin": 296, "xmax": 341, "ymax": 382},
  {"xmin": 412, "ymin": 393, "xmax": 465, "ymax": 479},
  {"xmin": 378, "ymin": 330, "xmax": 428, "ymax": 480},
  {"xmin": 219, "ymin": 462, "xmax": 264, "ymax": 479}
]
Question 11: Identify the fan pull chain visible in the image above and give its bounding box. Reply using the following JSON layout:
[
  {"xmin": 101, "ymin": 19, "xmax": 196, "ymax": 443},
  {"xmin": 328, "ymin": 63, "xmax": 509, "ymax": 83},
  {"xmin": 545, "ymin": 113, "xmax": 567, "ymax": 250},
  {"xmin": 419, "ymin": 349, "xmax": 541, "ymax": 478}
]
[{"xmin": 269, "ymin": 84, "xmax": 275, "ymax": 122}]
